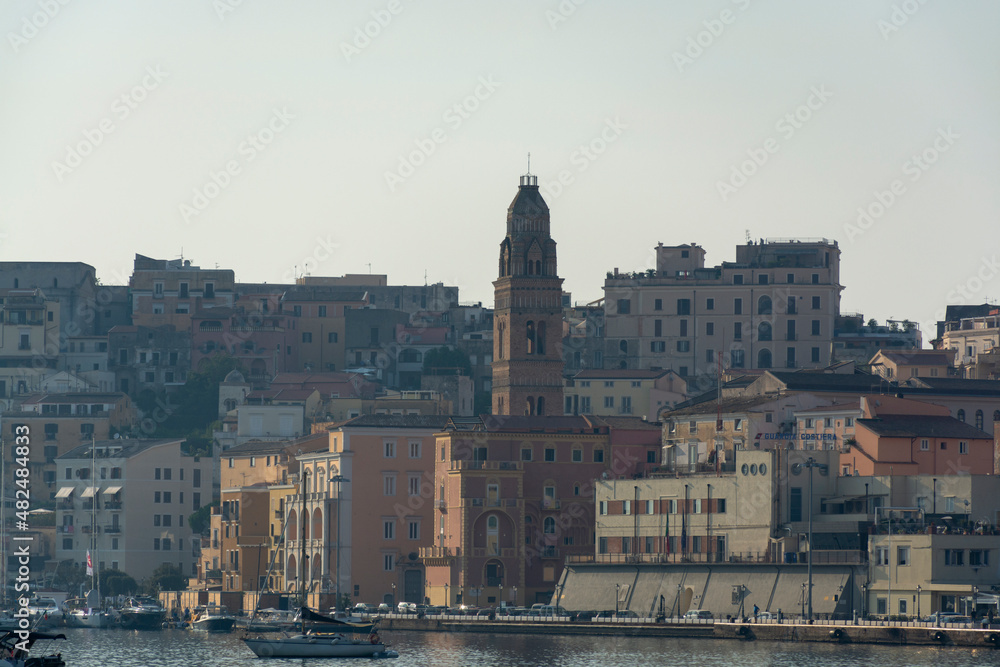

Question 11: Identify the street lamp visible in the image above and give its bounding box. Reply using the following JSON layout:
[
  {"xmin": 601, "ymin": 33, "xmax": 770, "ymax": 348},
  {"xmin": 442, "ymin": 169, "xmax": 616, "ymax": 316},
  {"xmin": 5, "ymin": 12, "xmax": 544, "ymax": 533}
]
[
  {"xmin": 329, "ymin": 474, "xmax": 349, "ymax": 611},
  {"xmin": 512, "ymin": 585, "xmax": 517, "ymax": 606},
  {"xmin": 391, "ymin": 582, "xmax": 396, "ymax": 606},
  {"xmin": 802, "ymin": 457, "xmax": 827, "ymax": 622},
  {"xmin": 675, "ymin": 583, "xmax": 682, "ymax": 618},
  {"xmin": 615, "ymin": 583, "xmax": 620, "ymax": 614},
  {"xmin": 916, "ymin": 585, "xmax": 921, "ymax": 619}
]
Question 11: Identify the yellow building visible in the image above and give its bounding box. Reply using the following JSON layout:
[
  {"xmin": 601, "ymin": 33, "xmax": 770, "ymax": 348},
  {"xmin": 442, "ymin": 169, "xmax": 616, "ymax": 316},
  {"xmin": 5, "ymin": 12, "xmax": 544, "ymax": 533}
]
[{"xmin": 565, "ymin": 369, "xmax": 687, "ymax": 418}]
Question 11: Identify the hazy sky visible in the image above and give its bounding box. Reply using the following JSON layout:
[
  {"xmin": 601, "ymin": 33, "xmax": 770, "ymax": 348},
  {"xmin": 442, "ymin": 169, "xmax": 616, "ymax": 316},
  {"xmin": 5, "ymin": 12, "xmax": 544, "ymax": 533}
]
[{"xmin": 2, "ymin": 1, "xmax": 998, "ymax": 341}]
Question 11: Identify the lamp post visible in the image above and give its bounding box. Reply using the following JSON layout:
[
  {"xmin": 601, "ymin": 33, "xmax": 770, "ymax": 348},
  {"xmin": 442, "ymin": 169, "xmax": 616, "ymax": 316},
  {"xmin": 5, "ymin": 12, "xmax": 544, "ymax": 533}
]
[
  {"xmin": 499, "ymin": 584, "xmax": 503, "ymax": 608},
  {"xmin": 391, "ymin": 582, "xmax": 396, "ymax": 607},
  {"xmin": 329, "ymin": 474, "xmax": 349, "ymax": 611},
  {"xmin": 615, "ymin": 583, "xmax": 620, "ymax": 615},
  {"xmin": 512, "ymin": 585, "xmax": 517, "ymax": 606},
  {"xmin": 916, "ymin": 585, "xmax": 921, "ymax": 620},
  {"xmin": 802, "ymin": 457, "xmax": 826, "ymax": 622}
]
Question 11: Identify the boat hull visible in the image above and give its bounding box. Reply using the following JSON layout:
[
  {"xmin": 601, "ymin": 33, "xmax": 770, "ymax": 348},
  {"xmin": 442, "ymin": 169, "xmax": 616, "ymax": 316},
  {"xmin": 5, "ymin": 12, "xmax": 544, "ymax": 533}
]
[
  {"xmin": 243, "ymin": 636, "xmax": 388, "ymax": 658},
  {"xmin": 119, "ymin": 611, "xmax": 165, "ymax": 630},
  {"xmin": 191, "ymin": 617, "xmax": 236, "ymax": 633}
]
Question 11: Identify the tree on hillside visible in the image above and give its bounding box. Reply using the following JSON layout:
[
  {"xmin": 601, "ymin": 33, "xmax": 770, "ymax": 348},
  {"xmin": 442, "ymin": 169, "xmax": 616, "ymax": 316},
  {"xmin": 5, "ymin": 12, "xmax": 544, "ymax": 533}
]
[
  {"xmin": 158, "ymin": 353, "xmax": 244, "ymax": 436},
  {"xmin": 423, "ymin": 347, "xmax": 471, "ymax": 376}
]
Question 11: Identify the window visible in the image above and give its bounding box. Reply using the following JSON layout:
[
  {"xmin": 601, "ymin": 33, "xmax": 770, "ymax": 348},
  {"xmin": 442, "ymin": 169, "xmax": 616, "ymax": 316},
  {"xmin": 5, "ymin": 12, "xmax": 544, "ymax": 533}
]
[
  {"xmin": 676, "ymin": 341, "xmax": 689, "ymax": 352},
  {"xmin": 812, "ymin": 320, "xmax": 820, "ymax": 336},
  {"xmin": 593, "ymin": 448, "xmax": 604, "ymax": 462},
  {"xmin": 409, "ymin": 441, "xmax": 421, "ymax": 458},
  {"xmin": 789, "ymin": 488, "xmax": 802, "ymax": 522},
  {"xmin": 975, "ymin": 410, "xmax": 984, "ymax": 431},
  {"xmin": 383, "ymin": 520, "xmax": 395, "ymax": 540},
  {"xmin": 706, "ymin": 322, "xmax": 715, "ymax": 337},
  {"xmin": 812, "ymin": 273, "xmax": 819, "ymax": 284},
  {"xmin": 163, "ymin": 515, "xmax": 172, "ymax": 527},
  {"xmin": 970, "ymin": 549, "xmax": 989, "ymax": 566},
  {"xmin": 650, "ymin": 341, "xmax": 666, "ymax": 353},
  {"xmin": 734, "ymin": 298, "xmax": 743, "ymax": 315},
  {"xmin": 408, "ymin": 521, "xmax": 420, "ymax": 540},
  {"xmin": 384, "ymin": 440, "xmax": 396, "ymax": 458},
  {"xmin": 733, "ymin": 274, "xmax": 744, "ymax": 285},
  {"xmin": 811, "ymin": 347, "xmax": 820, "ymax": 363},
  {"xmin": 163, "ymin": 492, "xmax": 171, "ymax": 503},
  {"xmin": 758, "ymin": 322, "xmax": 772, "ymax": 341},
  {"xmin": 758, "ymin": 274, "xmax": 769, "ymax": 285},
  {"xmin": 302, "ymin": 332, "xmax": 312, "ymax": 343},
  {"xmin": 945, "ymin": 549, "xmax": 964, "ymax": 566},
  {"xmin": 155, "ymin": 468, "xmax": 161, "ymax": 480},
  {"xmin": 328, "ymin": 332, "xmax": 339, "ymax": 343},
  {"xmin": 654, "ymin": 319, "xmax": 662, "ymax": 337},
  {"xmin": 521, "ymin": 447, "xmax": 532, "ymax": 461},
  {"xmin": 154, "ymin": 515, "xmax": 161, "ymax": 527},
  {"xmin": 787, "ymin": 273, "xmax": 795, "ymax": 284},
  {"xmin": 876, "ymin": 547, "xmax": 888, "ymax": 566},
  {"xmin": 787, "ymin": 296, "xmax": 797, "ymax": 314},
  {"xmin": 383, "ymin": 474, "xmax": 396, "ymax": 496},
  {"xmin": 959, "ymin": 441, "xmax": 968, "ymax": 455},
  {"xmin": 786, "ymin": 347, "xmax": 796, "ymax": 368},
  {"xmin": 599, "ymin": 501, "xmax": 608, "ymax": 515},
  {"xmin": 654, "ymin": 298, "xmax": 662, "ymax": 311},
  {"xmin": 154, "ymin": 539, "xmax": 160, "ymax": 551},
  {"xmin": 544, "ymin": 448, "xmax": 556, "ymax": 462},
  {"xmin": 693, "ymin": 499, "xmax": 702, "ymax": 514},
  {"xmin": 544, "ymin": 517, "xmax": 556, "ymax": 533},
  {"xmin": 733, "ymin": 322, "xmax": 742, "ymax": 340},
  {"xmin": 731, "ymin": 350, "xmax": 745, "ymax": 368},
  {"xmin": 812, "ymin": 296, "xmax": 821, "ymax": 310},
  {"xmin": 178, "ymin": 282, "xmax": 189, "ymax": 298},
  {"xmin": 757, "ymin": 295, "xmax": 772, "ymax": 315},
  {"xmin": 786, "ymin": 320, "xmax": 796, "ymax": 341},
  {"xmin": 717, "ymin": 499, "xmax": 727, "ymax": 513},
  {"xmin": 647, "ymin": 450, "xmax": 656, "ymax": 463},
  {"xmin": 599, "ymin": 537, "xmax": 608, "ymax": 553},
  {"xmin": 383, "ymin": 554, "xmax": 395, "ymax": 571},
  {"xmin": 154, "ymin": 492, "xmax": 161, "ymax": 503},
  {"xmin": 622, "ymin": 500, "xmax": 631, "ymax": 515},
  {"xmin": 408, "ymin": 475, "xmax": 420, "ymax": 496},
  {"xmin": 616, "ymin": 299, "xmax": 631, "ymax": 314},
  {"xmin": 604, "ymin": 396, "xmax": 614, "ymax": 408},
  {"xmin": 706, "ymin": 298, "xmax": 714, "ymax": 310},
  {"xmin": 957, "ymin": 409, "xmax": 966, "ymax": 423},
  {"xmin": 897, "ymin": 546, "xmax": 910, "ymax": 566},
  {"xmin": 706, "ymin": 349, "xmax": 715, "ymax": 364},
  {"xmin": 621, "ymin": 396, "xmax": 632, "ymax": 414},
  {"xmin": 572, "ymin": 449, "xmax": 582, "ymax": 462},
  {"xmin": 677, "ymin": 299, "xmax": 691, "ymax": 315}
]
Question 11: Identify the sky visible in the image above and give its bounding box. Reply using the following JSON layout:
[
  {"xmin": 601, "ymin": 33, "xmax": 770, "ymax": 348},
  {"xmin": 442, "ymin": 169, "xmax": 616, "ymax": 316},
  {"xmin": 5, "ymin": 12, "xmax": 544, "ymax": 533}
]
[{"xmin": 2, "ymin": 1, "xmax": 998, "ymax": 343}]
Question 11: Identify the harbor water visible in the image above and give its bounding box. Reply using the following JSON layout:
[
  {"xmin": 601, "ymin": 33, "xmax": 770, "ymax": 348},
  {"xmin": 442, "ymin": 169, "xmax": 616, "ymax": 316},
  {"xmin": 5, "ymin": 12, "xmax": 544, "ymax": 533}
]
[{"xmin": 50, "ymin": 627, "xmax": 1000, "ymax": 666}]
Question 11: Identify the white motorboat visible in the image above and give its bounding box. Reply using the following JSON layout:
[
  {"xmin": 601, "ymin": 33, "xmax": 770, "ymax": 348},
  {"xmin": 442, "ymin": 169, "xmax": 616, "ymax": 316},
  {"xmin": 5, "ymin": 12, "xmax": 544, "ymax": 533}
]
[
  {"xmin": 243, "ymin": 632, "xmax": 397, "ymax": 658},
  {"xmin": 190, "ymin": 605, "xmax": 236, "ymax": 633},
  {"xmin": 64, "ymin": 592, "xmax": 112, "ymax": 628},
  {"xmin": 118, "ymin": 596, "xmax": 166, "ymax": 630},
  {"xmin": 25, "ymin": 598, "xmax": 64, "ymax": 629}
]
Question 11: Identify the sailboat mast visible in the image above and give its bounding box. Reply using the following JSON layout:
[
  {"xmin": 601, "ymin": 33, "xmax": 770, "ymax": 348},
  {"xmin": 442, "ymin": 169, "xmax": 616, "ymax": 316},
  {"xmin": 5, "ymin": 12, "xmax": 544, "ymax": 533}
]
[{"xmin": 91, "ymin": 436, "xmax": 98, "ymax": 596}]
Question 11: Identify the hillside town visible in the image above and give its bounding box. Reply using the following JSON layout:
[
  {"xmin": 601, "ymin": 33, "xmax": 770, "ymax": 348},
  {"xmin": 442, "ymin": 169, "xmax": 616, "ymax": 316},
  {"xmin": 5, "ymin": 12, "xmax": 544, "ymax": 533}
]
[{"xmin": 3, "ymin": 173, "xmax": 1000, "ymax": 624}]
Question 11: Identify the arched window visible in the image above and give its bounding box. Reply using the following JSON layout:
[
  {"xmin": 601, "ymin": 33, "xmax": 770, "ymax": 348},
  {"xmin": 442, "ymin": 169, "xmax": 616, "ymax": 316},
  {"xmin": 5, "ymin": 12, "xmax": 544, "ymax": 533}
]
[
  {"xmin": 757, "ymin": 349, "xmax": 772, "ymax": 369},
  {"xmin": 497, "ymin": 322, "xmax": 505, "ymax": 359},
  {"xmin": 526, "ymin": 397, "xmax": 535, "ymax": 416},
  {"xmin": 757, "ymin": 295, "xmax": 772, "ymax": 315},
  {"xmin": 535, "ymin": 260, "xmax": 541, "ymax": 275},
  {"xmin": 957, "ymin": 409, "xmax": 966, "ymax": 423},
  {"xmin": 543, "ymin": 517, "xmax": 556, "ymax": 534},
  {"xmin": 975, "ymin": 409, "xmax": 984, "ymax": 431},
  {"xmin": 619, "ymin": 340, "xmax": 628, "ymax": 354},
  {"xmin": 527, "ymin": 260, "xmax": 533, "ymax": 275},
  {"xmin": 488, "ymin": 515, "xmax": 498, "ymax": 531},
  {"xmin": 537, "ymin": 321, "xmax": 546, "ymax": 355},
  {"xmin": 758, "ymin": 322, "xmax": 772, "ymax": 341},
  {"xmin": 537, "ymin": 396, "xmax": 546, "ymax": 416},
  {"xmin": 526, "ymin": 321, "xmax": 536, "ymax": 355},
  {"xmin": 994, "ymin": 409, "xmax": 1000, "ymax": 423}
]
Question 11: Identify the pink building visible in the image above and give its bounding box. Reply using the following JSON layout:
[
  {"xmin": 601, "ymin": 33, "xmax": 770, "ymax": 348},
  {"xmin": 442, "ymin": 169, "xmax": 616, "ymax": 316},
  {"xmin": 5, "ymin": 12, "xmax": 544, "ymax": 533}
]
[{"xmin": 190, "ymin": 307, "xmax": 294, "ymax": 385}]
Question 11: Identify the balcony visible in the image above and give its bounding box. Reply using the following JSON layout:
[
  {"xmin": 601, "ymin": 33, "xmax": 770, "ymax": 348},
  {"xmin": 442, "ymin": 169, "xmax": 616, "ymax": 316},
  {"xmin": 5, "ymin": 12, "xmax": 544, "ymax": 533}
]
[
  {"xmin": 104, "ymin": 501, "xmax": 122, "ymax": 510},
  {"xmin": 540, "ymin": 546, "xmax": 559, "ymax": 559},
  {"xmin": 450, "ymin": 460, "xmax": 522, "ymax": 472},
  {"xmin": 57, "ymin": 525, "xmax": 74, "ymax": 534},
  {"xmin": 434, "ymin": 499, "xmax": 446, "ymax": 509},
  {"xmin": 541, "ymin": 499, "xmax": 562, "ymax": 510},
  {"xmin": 104, "ymin": 525, "xmax": 121, "ymax": 534},
  {"xmin": 419, "ymin": 546, "xmax": 459, "ymax": 560}
]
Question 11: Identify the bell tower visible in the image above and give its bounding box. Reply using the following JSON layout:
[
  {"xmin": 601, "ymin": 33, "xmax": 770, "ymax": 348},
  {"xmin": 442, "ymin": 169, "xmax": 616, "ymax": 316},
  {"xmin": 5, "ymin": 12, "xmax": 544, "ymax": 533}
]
[{"xmin": 491, "ymin": 172, "xmax": 564, "ymax": 416}]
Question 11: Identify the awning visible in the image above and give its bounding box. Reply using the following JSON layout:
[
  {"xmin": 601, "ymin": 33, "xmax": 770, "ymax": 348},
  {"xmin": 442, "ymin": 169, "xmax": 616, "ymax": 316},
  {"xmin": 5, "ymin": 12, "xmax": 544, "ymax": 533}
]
[
  {"xmin": 103, "ymin": 486, "xmax": 122, "ymax": 495},
  {"xmin": 81, "ymin": 487, "xmax": 99, "ymax": 498},
  {"xmin": 55, "ymin": 487, "xmax": 74, "ymax": 499}
]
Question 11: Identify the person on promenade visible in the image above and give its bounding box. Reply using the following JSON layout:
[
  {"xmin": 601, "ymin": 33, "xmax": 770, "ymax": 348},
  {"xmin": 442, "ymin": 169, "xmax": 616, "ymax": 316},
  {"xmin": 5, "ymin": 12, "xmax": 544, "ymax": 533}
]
[{"xmin": 753, "ymin": 604, "xmax": 760, "ymax": 622}]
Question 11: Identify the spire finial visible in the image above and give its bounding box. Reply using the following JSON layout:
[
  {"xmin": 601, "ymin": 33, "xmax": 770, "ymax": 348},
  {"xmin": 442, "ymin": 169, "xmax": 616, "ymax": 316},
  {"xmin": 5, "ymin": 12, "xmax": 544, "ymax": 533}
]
[{"xmin": 527, "ymin": 152, "xmax": 531, "ymax": 176}]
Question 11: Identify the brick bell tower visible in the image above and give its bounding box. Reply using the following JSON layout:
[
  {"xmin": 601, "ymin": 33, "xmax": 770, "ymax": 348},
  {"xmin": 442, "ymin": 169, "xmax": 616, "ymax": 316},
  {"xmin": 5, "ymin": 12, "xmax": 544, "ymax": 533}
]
[{"xmin": 491, "ymin": 171, "xmax": 565, "ymax": 416}]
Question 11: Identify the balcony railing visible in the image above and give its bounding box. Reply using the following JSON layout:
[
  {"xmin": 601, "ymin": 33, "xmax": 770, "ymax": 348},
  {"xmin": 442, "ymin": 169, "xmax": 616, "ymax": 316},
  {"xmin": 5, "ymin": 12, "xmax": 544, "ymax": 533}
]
[
  {"xmin": 419, "ymin": 546, "xmax": 459, "ymax": 559},
  {"xmin": 104, "ymin": 501, "xmax": 122, "ymax": 510},
  {"xmin": 567, "ymin": 551, "xmax": 775, "ymax": 565},
  {"xmin": 648, "ymin": 462, "xmax": 737, "ymax": 476},
  {"xmin": 450, "ymin": 460, "xmax": 522, "ymax": 472},
  {"xmin": 104, "ymin": 525, "xmax": 121, "ymax": 534}
]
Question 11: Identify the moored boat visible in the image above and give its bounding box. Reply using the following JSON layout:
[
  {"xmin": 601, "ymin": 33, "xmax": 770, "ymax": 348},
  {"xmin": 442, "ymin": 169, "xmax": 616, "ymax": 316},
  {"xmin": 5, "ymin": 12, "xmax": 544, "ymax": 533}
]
[
  {"xmin": 118, "ymin": 596, "xmax": 166, "ymax": 630},
  {"xmin": 190, "ymin": 605, "xmax": 236, "ymax": 633},
  {"xmin": 0, "ymin": 630, "xmax": 67, "ymax": 667},
  {"xmin": 243, "ymin": 632, "xmax": 397, "ymax": 659}
]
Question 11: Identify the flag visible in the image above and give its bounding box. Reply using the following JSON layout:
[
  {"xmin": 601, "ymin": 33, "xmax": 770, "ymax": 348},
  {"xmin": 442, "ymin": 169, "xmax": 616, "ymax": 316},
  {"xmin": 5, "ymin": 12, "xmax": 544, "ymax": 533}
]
[
  {"xmin": 86, "ymin": 550, "xmax": 93, "ymax": 576},
  {"xmin": 681, "ymin": 523, "xmax": 687, "ymax": 552}
]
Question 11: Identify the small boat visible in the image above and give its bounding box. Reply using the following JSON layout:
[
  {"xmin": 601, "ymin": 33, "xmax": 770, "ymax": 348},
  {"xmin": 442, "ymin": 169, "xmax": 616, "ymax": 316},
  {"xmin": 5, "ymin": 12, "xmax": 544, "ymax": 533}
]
[
  {"xmin": 235, "ymin": 608, "xmax": 298, "ymax": 633},
  {"xmin": 63, "ymin": 593, "xmax": 112, "ymax": 629},
  {"xmin": 25, "ymin": 598, "xmax": 64, "ymax": 630},
  {"xmin": 0, "ymin": 630, "xmax": 67, "ymax": 667},
  {"xmin": 190, "ymin": 605, "xmax": 236, "ymax": 633},
  {"xmin": 243, "ymin": 631, "xmax": 397, "ymax": 659},
  {"xmin": 118, "ymin": 596, "xmax": 166, "ymax": 630}
]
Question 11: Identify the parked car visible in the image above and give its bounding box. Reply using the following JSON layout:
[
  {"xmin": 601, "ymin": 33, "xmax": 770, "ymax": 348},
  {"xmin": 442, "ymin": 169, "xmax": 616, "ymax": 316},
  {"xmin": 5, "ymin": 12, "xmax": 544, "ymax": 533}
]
[
  {"xmin": 925, "ymin": 612, "xmax": 972, "ymax": 625},
  {"xmin": 757, "ymin": 611, "xmax": 776, "ymax": 621},
  {"xmin": 684, "ymin": 609, "xmax": 714, "ymax": 620},
  {"xmin": 570, "ymin": 610, "xmax": 598, "ymax": 621},
  {"xmin": 352, "ymin": 603, "xmax": 377, "ymax": 615},
  {"xmin": 397, "ymin": 602, "xmax": 416, "ymax": 613}
]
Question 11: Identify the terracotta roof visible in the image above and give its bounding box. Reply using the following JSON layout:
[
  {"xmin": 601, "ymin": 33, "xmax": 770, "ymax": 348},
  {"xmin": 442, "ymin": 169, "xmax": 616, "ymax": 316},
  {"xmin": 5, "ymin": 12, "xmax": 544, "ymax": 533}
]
[
  {"xmin": 573, "ymin": 369, "xmax": 673, "ymax": 380},
  {"xmin": 583, "ymin": 415, "xmax": 661, "ymax": 430},
  {"xmin": 340, "ymin": 414, "xmax": 451, "ymax": 429}
]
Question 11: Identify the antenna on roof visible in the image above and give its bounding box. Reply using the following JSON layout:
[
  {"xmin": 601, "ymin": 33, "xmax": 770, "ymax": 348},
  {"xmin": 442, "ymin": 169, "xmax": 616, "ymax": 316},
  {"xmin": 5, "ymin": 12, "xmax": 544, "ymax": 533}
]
[{"xmin": 527, "ymin": 152, "xmax": 531, "ymax": 176}]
